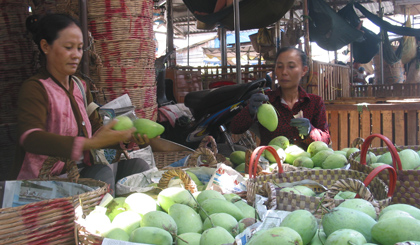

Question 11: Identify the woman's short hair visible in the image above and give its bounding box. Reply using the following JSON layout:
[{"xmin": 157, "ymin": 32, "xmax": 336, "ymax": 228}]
[
  {"xmin": 275, "ymin": 46, "xmax": 308, "ymax": 67},
  {"xmin": 26, "ymin": 13, "xmax": 82, "ymax": 53}
]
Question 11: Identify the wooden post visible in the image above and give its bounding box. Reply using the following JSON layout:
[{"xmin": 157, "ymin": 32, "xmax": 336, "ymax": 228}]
[
  {"xmin": 79, "ymin": 0, "xmax": 89, "ymax": 80},
  {"xmin": 303, "ymin": 0, "xmax": 311, "ymax": 64}
]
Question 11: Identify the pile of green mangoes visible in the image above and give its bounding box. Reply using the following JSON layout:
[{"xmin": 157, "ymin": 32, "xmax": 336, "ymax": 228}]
[
  {"xmin": 246, "ymin": 200, "xmax": 420, "ymax": 245},
  {"xmin": 82, "ymin": 188, "xmax": 258, "ymax": 244},
  {"xmin": 229, "ymin": 136, "xmax": 355, "ymax": 173}
]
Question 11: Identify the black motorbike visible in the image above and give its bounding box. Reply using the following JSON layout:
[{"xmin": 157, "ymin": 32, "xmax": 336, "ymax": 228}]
[{"xmin": 155, "ymin": 53, "xmax": 269, "ymax": 153}]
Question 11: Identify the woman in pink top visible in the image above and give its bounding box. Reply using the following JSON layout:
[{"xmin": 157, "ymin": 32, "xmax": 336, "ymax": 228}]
[{"xmin": 10, "ymin": 14, "xmax": 150, "ymax": 193}]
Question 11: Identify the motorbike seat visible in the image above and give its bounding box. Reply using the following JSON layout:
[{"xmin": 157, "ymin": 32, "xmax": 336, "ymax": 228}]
[{"xmin": 185, "ymin": 78, "xmax": 265, "ymax": 120}]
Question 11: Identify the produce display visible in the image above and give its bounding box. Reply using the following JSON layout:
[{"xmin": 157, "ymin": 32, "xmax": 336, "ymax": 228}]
[
  {"xmin": 80, "ymin": 188, "xmax": 258, "ymax": 244},
  {"xmin": 75, "ymin": 135, "xmax": 420, "ymax": 245}
]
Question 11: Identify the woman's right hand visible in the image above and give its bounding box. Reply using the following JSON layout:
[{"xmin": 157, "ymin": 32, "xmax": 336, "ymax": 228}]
[{"xmin": 84, "ymin": 120, "xmax": 136, "ymax": 150}]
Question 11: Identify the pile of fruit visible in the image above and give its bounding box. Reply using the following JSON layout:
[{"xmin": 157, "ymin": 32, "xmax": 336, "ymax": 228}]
[
  {"xmin": 246, "ymin": 200, "xmax": 420, "ymax": 245},
  {"xmin": 351, "ymin": 147, "xmax": 420, "ymax": 170},
  {"xmin": 229, "ymin": 136, "xmax": 362, "ymax": 173},
  {"xmin": 81, "ymin": 188, "xmax": 258, "ymax": 244}
]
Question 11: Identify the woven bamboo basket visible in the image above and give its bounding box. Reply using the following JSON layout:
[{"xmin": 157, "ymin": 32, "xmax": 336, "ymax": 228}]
[
  {"xmin": 0, "ymin": 178, "xmax": 107, "ymax": 245},
  {"xmin": 99, "ymin": 57, "xmax": 155, "ymax": 69},
  {"xmin": 153, "ymin": 150, "xmax": 194, "ymax": 169},
  {"xmin": 247, "ymin": 146, "xmax": 397, "ymax": 218},
  {"xmin": 89, "ymin": 16, "xmax": 154, "ymax": 40},
  {"xmin": 349, "ymin": 134, "xmax": 420, "ymax": 208},
  {"xmin": 87, "ymin": 0, "xmax": 153, "ymax": 19},
  {"xmin": 94, "ymin": 39, "xmax": 155, "ymax": 60}
]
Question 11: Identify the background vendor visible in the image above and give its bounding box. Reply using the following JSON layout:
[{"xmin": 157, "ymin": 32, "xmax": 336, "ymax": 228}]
[{"xmin": 230, "ymin": 46, "xmax": 331, "ymax": 149}]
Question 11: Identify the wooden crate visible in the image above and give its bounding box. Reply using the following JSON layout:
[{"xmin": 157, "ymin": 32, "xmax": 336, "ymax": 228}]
[{"xmin": 326, "ymin": 102, "xmax": 420, "ymax": 150}]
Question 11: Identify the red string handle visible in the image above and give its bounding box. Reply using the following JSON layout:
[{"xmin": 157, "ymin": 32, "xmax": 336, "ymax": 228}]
[
  {"xmin": 249, "ymin": 146, "xmax": 284, "ymax": 179},
  {"xmin": 359, "ymin": 164, "xmax": 397, "ymax": 198},
  {"xmin": 360, "ymin": 134, "xmax": 403, "ymax": 170}
]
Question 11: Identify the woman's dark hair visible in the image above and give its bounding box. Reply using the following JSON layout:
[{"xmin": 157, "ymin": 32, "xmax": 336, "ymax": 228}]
[
  {"xmin": 26, "ymin": 13, "xmax": 82, "ymax": 53},
  {"xmin": 275, "ymin": 46, "xmax": 308, "ymax": 67}
]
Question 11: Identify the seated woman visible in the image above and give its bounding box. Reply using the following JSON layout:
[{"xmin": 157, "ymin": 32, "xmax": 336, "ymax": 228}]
[
  {"xmin": 9, "ymin": 13, "xmax": 152, "ymax": 194},
  {"xmin": 230, "ymin": 46, "xmax": 330, "ymax": 150}
]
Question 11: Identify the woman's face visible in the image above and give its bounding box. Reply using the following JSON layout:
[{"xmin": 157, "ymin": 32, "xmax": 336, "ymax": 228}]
[
  {"xmin": 275, "ymin": 49, "xmax": 308, "ymax": 90},
  {"xmin": 41, "ymin": 24, "xmax": 83, "ymax": 80}
]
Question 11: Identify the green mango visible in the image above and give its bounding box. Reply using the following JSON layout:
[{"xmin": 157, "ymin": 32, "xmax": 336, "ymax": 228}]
[
  {"xmin": 322, "ymin": 207, "xmax": 377, "ymax": 242},
  {"xmin": 196, "ymin": 189, "xmax": 225, "ymax": 205},
  {"xmin": 176, "ymin": 233, "xmax": 201, "ymax": 245},
  {"xmin": 325, "ymin": 229, "xmax": 367, "ymax": 245},
  {"xmin": 307, "ymin": 141, "xmax": 330, "ymax": 157},
  {"xmin": 168, "ymin": 203, "xmax": 203, "ymax": 234},
  {"xmin": 322, "ymin": 153, "xmax": 348, "ymax": 169},
  {"xmin": 199, "ymin": 198, "xmax": 244, "ymax": 221},
  {"xmin": 130, "ymin": 227, "xmax": 172, "ymax": 245},
  {"xmin": 234, "ymin": 201, "xmax": 256, "ymax": 219},
  {"xmin": 229, "ymin": 151, "xmax": 246, "ymax": 166},
  {"xmin": 202, "ymin": 213, "xmax": 238, "ymax": 236},
  {"xmin": 247, "ymin": 227, "xmax": 303, "ymax": 245},
  {"xmin": 380, "ymin": 204, "xmax": 420, "ymax": 220},
  {"xmin": 133, "ymin": 118, "xmax": 164, "ymax": 139},
  {"xmin": 280, "ymin": 209, "xmax": 318, "ymax": 245},
  {"xmin": 112, "ymin": 115, "xmax": 134, "ymax": 131},
  {"xmin": 371, "ymin": 216, "xmax": 420, "ymax": 245},
  {"xmin": 269, "ymin": 135, "xmax": 290, "ymax": 150},
  {"xmin": 337, "ymin": 199, "xmax": 377, "ymax": 220},
  {"xmin": 140, "ymin": 211, "xmax": 177, "ymax": 235},
  {"xmin": 311, "ymin": 149, "xmax": 334, "ymax": 168},
  {"xmin": 200, "ymin": 226, "xmax": 235, "ymax": 245},
  {"xmin": 257, "ymin": 103, "xmax": 278, "ymax": 132}
]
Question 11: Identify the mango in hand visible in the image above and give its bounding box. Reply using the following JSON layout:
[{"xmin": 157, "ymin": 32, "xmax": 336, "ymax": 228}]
[
  {"xmin": 133, "ymin": 118, "xmax": 165, "ymax": 139},
  {"xmin": 257, "ymin": 103, "xmax": 278, "ymax": 132},
  {"xmin": 112, "ymin": 116, "xmax": 134, "ymax": 131}
]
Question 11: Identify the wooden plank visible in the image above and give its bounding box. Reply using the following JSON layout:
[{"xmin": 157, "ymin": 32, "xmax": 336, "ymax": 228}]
[
  {"xmin": 361, "ymin": 110, "xmax": 371, "ymax": 139},
  {"xmin": 339, "ymin": 111, "xmax": 349, "ymax": 149},
  {"xmin": 382, "ymin": 111, "xmax": 393, "ymax": 144},
  {"xmin": 325, "ymin": 103, "xmax": 420, "ymax": 111},
  {"xmin": 418, "ymin": 110, "xmax": 420, "ymax": 146},
  {"xmin": 349, "ymin": 111, "xmax": 360, "ymax": 145},
  {"xmin": 371, "ymin": 110, "xmax": 382, "ymax": 147},
  {"xmin": 329, "ymin": 111, "xmax": 339, "ymax": 150},
  {"xmin": 407, "ymin": 110, "xmax": 417, "ymax": 145},
  {"xmin": 394, "ymin": 110, "xmax": 405, "ymax": 146}
]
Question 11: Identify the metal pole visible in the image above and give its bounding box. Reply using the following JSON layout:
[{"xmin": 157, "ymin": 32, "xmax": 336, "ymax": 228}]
[
  {"xmin": 79, "ymin": 0, "xmax": 89, "ymax": 81},
  {"xmin": 167, "ymin": 0, "xmax": 175, "ymax": 66},
  {"xmin": 220, "ymin": 27, "xmax": 227, "ymax": 67},
  {"xmin": 379, "ymin": 1, "xmax": 384, "ymax": 84},
  {"xmin": 187, "ymin": 10, "xmax": 190, "ymax": 66},
  {"xmin": 233, "ymin": 0, "xmax": 242, "ymax": 84}
]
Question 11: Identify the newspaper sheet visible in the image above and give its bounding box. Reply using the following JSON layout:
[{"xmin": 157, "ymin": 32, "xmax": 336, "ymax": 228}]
[
  {"xmin": 99, "ymin": 94, "xmax": 136, "ymax": 123},
  {"xmin": 1, "ymin": 180, "xmax": 98, "ymax": 208}
]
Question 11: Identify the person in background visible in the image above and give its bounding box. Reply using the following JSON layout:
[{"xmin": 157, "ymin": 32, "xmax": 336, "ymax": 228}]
[
  {"xmin": 354, "ymin": 66, "xmax": 367, "ymax": 85},
  {"xmin": 9, "ymin": 13, "xmax": 151, "ymax": 193},
  {"xmin": 230, "ymin": 46, "xmax": 330, "ymax": 150}
]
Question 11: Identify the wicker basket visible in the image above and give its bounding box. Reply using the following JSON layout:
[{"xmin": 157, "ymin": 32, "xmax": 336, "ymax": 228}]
[
  {"xmin": 0, "ymin": 178, "xmax": 108, "ymax": 245},
  {"xmin": 349, "ymin": 134, "xmax": 420, "ymax": 208},
  {"xmin": 247, "ymin": 146, "xmax": 397, "ymax": 218},
  {"xmin": 153, "ymin": 150, "xmax": 193, "ymax": 169}
]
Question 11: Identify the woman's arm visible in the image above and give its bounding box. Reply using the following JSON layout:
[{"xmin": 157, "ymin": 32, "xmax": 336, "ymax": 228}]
[{"xmin": 230, "ymin": 105, "xmax": 256, "ymax": 134}]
